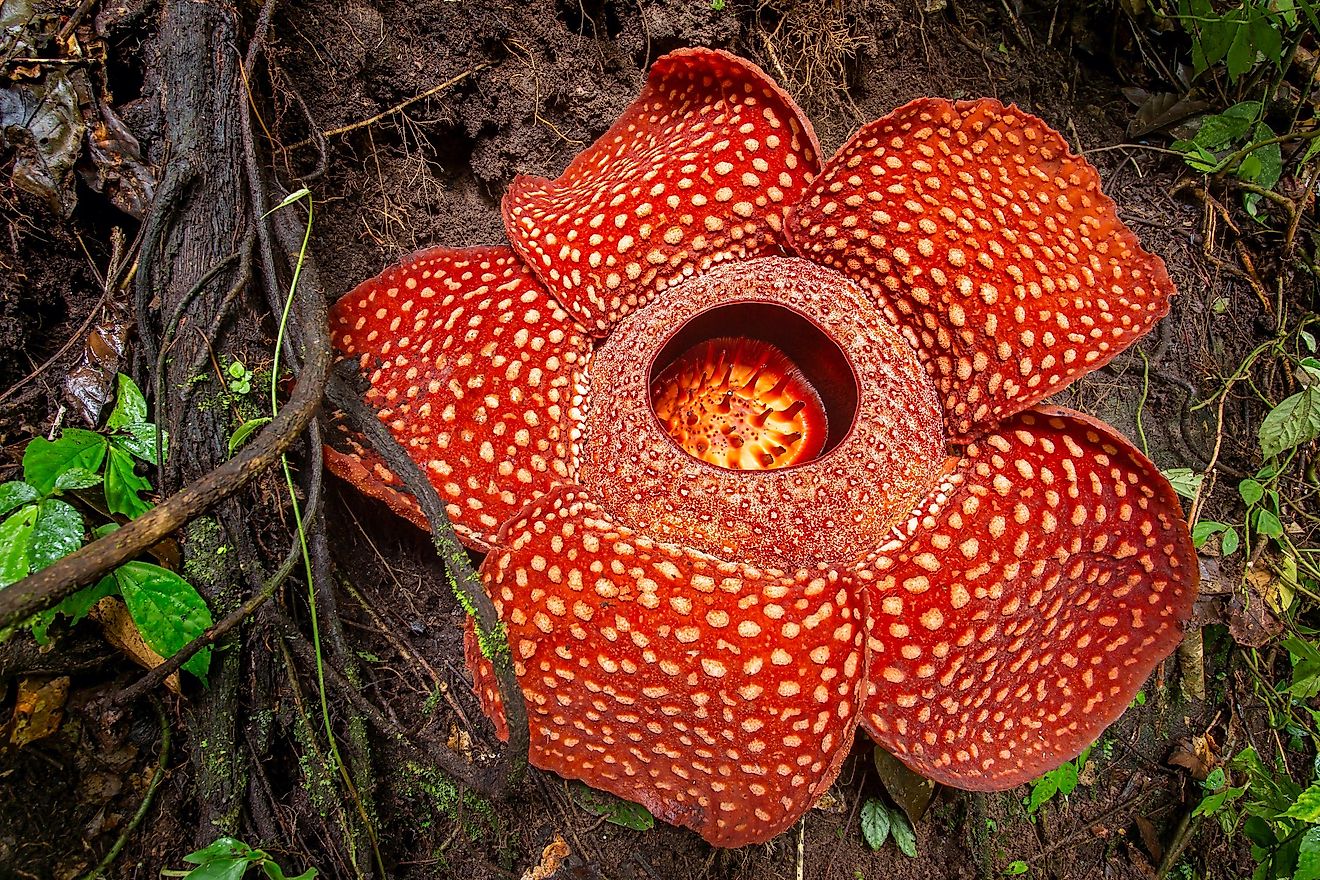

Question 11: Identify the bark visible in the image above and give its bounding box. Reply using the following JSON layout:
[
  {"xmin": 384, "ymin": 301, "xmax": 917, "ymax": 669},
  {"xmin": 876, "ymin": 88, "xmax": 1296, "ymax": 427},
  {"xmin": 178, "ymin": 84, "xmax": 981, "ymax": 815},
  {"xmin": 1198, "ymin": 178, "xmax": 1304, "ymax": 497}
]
[{"xmin": 140, "ymin": 0, "xmax": 250, "ymax": 842}]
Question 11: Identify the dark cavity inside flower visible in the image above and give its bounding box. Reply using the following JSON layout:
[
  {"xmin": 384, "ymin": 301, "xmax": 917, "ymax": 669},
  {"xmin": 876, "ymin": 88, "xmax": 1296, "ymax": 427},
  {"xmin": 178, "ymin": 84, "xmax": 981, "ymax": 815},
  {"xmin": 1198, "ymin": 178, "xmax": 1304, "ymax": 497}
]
[{"xmin": 324, "ymin": 47, "xmax": 1198, "ymax": 848}]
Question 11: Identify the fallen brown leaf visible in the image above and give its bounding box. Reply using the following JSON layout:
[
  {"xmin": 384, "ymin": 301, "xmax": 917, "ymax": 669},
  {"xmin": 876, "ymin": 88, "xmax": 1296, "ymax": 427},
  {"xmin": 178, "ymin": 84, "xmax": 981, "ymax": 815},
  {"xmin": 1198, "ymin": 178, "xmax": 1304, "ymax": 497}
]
[
  {"xmin": 521, "ymin": 834, "xmax": 570, "ymax": 880},
  {"xmin": 8, "ymin": 675, "xmax": 71, "ymax": 747},
  {"xmin": 89, "ymin": 597, "xmax": 180, "ymax": 693}
]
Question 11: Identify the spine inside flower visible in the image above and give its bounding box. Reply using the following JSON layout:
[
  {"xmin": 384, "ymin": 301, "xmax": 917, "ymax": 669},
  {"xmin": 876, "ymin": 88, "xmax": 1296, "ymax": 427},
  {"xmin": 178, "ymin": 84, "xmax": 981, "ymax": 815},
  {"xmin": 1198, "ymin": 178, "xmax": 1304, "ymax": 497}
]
[{"xmin": 650, "ymin": 337, "xmax": 827, "ymax": 470}]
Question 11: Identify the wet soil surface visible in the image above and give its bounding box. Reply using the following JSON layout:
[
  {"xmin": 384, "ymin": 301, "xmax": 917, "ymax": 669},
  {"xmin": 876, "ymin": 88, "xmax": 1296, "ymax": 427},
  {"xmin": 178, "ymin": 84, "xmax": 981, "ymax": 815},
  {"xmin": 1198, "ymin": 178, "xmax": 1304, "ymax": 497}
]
[{"xmin": 0, "ymin": 0, "xmax": 1283, "ymax": 878}]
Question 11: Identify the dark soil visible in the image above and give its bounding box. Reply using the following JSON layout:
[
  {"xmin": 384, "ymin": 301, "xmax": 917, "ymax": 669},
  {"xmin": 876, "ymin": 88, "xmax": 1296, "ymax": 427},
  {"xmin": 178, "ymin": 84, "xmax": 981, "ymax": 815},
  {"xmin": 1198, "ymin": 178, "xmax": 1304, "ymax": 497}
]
[{"xmin": 0, "ymin": 0, "xmax": 1290, "ymax": 878}]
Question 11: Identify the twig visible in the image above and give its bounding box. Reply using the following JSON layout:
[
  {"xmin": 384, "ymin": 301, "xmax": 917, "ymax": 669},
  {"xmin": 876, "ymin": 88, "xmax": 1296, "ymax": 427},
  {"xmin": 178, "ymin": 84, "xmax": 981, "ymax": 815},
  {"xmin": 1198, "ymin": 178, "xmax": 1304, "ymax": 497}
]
[
  {"xmin": 273, "ymin": 608, "xmax": 499, "ymax": 792},
  {"xmin": 283, "ymin": 64, "xmax": 491, "ymax": 151},
  {"xmin": 1154, "ymin": 809, "xmax": 1195, "ymax": 880},
  {"xmin": 76, "ymin": 699, "xmax": 171, "ymax": 880},
  {"xmin": 0, "ymin": 276, "xmax": 330, "ymax": 630},
  {"xmin": 325, "ymin": 372, "xmax": 529, "ymax": 793},
  {"xmin": 56, "ymin": 0, "xmax": 100, "ymax": 41},
  {"xmin": 152, "ymin": 247, "xmax": 244, "ymax": 476},
  {"xmin": 1027, "ymin": 786, "xmax": 1162, "ymax": 865},
  {"xmin": 339, "ymin": 573, "xmax": 440, "ymax": 688}
]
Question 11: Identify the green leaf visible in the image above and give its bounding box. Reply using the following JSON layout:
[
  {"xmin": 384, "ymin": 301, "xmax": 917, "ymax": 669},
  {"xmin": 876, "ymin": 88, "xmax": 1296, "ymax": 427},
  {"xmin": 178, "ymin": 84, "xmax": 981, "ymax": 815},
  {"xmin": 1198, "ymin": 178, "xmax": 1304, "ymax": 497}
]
[
  {"xmin": 573, "ymin": 783, "xmax": 656, "ymax": 830},
  {"xmin": 1226, "ymin": 19, "xmax": 1256, "ymax": 79},
  {"xmin": 31, "ymin": 499, "xmax": 83, "ymax": 570},
  {"xmin": 1250, "ymin": 124, "xmax": 1283, "ymax": 190},
  {"xmin": 1260, "ymin": 387, "xmax": 1320, "ymax": 458},
  {"xmin": 269, "ymin": 187, "xmax": 311, "ymax": 213},
  {"xmin": 23, "ymin": 430, "xmax": 108, "ymax": 495},
  {"xmin": 1240, "ymin": 478, "xmax": 1266, "ymax": 506},
  {"xmin": 181, "ymin": 860, "xmax": 252, "ymax": 880},
  {"xmin": 1254, "ymin": 508, "xmax": 1284, "ymax": 538},
  {"xmin": 1163, "ymin": 467, "xmax": 1203, "ymax": 501},
  {"xmin": 1284, "ymin": 637, "xmax": 1320, "ymax": 699},
  {"xmin": 1204, "ymin": 767, "xmax": 1227, "ymax": 790},
  {"xmin": 1238, "ymin": 153, "xmax": 1262, "ymax": 182},
  {"xmin": 571, "ymin": 782, "xmax": 655, "ymax": 830},
  {"xmin": 1243, "ymin": 814, "xmax": 1275, "ymax": 847},
  {"xmin": 1193, "ymin": 786, "xmax": 1245, "ymax": 817},
  {"xmin": 1191, "ymin": 520, "xmax": 1227, "ymax": 547},
  {"xmin": 1250, "ymin": 13, "xmax": 1283, "ymax": 65},
  {"xmin": 1197, "ymin": 16, "xmax": 1235, "ymax": 72},
  {"xmin": 112, "ymin": 423, "xmax": 163, "ymax": 463},
  {"xmin": 1193, "ymin": 113, "xmax": 1252, "ymax": 151},
  {"xmin": 1221, "ymin": 527, "xmax": 1241, "ymax": 556},
  {"xmin": 1026, "ymin": 775, "xmax": 1059, "ymax": 814},
  {"xmin": 1301, "ymin": 137, "xmax": 1320, "ymax": 167},
  {"xmin": 1223, "ymin": 101, "xmax": 1263, "ymax": 122},
  {"xmin": 53, "ymin": 467, "xmax": 102, "ymax": 492},
  {"xmin": 0, "ymin": 505, "xmax": 39, "ymax": 587},
  {"xmin": 104, "ymin": 446, "xmax": 153, "ymax": 519},
  {"xmin": 184, "ymin": 836, "xmax": 255, "ymax": 865},
  {"xmin": 28, "ymin": 576, "xmax": 117, "ymax": 645},
  {"xmin": 1283, "ymin": 781, "xmax": 1320, "ymax": 822},
  {"xmin": 1004, "ymin": 862, "xmax": 1029, "ymax": 876},
  {"xmin": 1053, "ymin": 761, "xmax": 1080, "ymax": 797},
  {"xmin": 114, "ymin": 561, "xmax": 213, "ymax": 680},
  {"xmin": 0, "ymin": 481, "xmax": 39, "ymax": 516},
  {"xmin": 889, "ymin": 808, "xmax": 918, "ymax": 858},
  {"xmin": 106, "ymin": 373, "xmax": 148, "ymax": 430},
  {"xmin": 229, "ymin": 417, "xmax": 272, "ymax": 456},
  {"xmin": 860, "ymin": 799, "xmax": 892, "ymax": 850},
  {"xmin": 1296, "ymin": 826, "xmax": 1320, "ymax": 880}
]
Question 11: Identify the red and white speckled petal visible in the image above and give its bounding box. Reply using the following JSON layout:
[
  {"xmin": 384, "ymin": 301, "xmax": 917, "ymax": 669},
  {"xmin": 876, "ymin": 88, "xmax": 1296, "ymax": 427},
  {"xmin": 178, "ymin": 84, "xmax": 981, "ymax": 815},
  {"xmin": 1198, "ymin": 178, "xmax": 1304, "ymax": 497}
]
[
  {"xmin": 326, "ymin": 246, "xmax": 592, "ymax": 549},
  {"xmin": 503, "ymin": 48, "xmax": 821, "ymax": 336},
  {"xmin": 478, "ymin": 485, "xmax": 866, "ymax": 847},
  {"xmin": 465, "ymin": 616, "xmax": 509, "ymax": 742},
  {"xmin": 787, "ymin": 99, "xmax": 1176, "ymax": 441},
  {"xmin": 852, "ymin": 406, "xmax": 1196, "ymax": 789}
]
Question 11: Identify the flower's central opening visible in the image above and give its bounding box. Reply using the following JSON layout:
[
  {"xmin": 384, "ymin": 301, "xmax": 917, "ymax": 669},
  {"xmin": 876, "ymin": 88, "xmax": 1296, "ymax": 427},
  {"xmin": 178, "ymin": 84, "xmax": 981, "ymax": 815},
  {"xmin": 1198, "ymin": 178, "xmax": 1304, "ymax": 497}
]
[
  {"xmin": 651, "ymin": 338, "xmax": 827, "ymax": 470},
  {"xmin": 647, "ymin": 302, "xmax": 858, "ymax": 471}
]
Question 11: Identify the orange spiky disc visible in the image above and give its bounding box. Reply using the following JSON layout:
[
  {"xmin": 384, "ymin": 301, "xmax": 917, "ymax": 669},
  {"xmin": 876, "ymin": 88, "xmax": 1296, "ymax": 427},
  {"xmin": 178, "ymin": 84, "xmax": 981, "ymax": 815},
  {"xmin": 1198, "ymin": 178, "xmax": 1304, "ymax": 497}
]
[{"xmin": 651, "ymin": 337, "xmax": 828, "ymax": 471}]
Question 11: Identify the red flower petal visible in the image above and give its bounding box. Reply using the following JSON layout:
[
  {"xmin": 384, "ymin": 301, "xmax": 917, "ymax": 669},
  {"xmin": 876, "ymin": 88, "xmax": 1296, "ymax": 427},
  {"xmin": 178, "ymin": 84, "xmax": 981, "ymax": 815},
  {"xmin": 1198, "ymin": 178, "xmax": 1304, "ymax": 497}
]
[
  {"xmin": 479, "ymin": 485, "xmax": 866, "ymax": 847},
  {"xmin": 465, "ymin": 616, "xmax": 509, "ymax": 741},
  {"xmin": 503, "ymin": 48, "xmax": 822, "ymax": 336},
  {"xmin": 787, "ymin": 99, "xmax": 1176, "ymax": 440},
  {"xmin": 854, "ymin": 406, "xmax": 1196, "ymax": 789},
  {"xmin": 326, "ymin": 246, "xmax": 591, "ymax": 549}
]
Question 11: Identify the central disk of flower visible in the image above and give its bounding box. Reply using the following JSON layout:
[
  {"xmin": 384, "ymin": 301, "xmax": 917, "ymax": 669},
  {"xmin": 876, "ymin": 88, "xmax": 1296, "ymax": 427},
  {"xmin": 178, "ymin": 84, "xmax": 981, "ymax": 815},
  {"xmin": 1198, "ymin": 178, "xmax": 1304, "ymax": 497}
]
[
  {"xmin": 579, "ymin": 257, "xmax": 945, "ymax": 569},
  {"xmin": 650, "ymin": 338, "xmax": 827, "ymax": 470}
]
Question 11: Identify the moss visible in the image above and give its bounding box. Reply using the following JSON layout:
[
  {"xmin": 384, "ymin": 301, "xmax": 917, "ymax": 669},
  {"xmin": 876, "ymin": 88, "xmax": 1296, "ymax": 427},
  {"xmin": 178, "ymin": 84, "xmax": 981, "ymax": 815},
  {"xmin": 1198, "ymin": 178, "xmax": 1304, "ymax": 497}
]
[
  {"xmin": 400, "ymin": 761, "xmax": 500, "ymax": 842},
  {"xmin": 183, "ymin": 516, "xmax": 237, "ymax": 607},
  {"xmin": 291, "ymin": 708, "xmax": 340, "ymax": 817}
]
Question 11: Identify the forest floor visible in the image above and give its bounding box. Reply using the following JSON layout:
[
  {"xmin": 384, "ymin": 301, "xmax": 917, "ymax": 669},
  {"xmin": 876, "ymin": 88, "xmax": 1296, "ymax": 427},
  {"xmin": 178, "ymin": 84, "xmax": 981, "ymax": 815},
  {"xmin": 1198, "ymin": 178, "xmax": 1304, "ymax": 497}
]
[{"xmin": 0, "ymin": 0, "xmax": 1314, "ymax": 879}]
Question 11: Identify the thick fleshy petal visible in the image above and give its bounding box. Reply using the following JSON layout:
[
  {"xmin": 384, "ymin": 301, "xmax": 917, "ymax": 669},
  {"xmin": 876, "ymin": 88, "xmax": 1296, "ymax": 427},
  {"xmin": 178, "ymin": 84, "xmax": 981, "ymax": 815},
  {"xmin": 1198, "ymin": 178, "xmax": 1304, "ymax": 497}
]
[
  {"xmin": 465, "ymin": 616, "xmax": 509, "ymax": 741},
  {"xmin": 503, "ymin": 48, "xmax": 821, "ymax": 336},
  {"xmin": 853, "ymin": 406, "xmax": 1196, "ymax": 789},
  {"xmin": 477, "ymin": 485, "xmax": 866, "ymax": 847},
  {"xmin": 787, "ymin": 99, "xmax": 1176, "ymax": 440},
  {"xmin": 326, "ymin": 246, "xmax": 591, "ymax": 549}
]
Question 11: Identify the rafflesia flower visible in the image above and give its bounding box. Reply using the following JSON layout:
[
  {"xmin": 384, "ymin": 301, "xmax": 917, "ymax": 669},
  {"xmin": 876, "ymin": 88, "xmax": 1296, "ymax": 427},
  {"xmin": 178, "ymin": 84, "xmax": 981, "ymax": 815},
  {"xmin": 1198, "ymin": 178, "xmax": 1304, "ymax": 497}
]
[{"xmin": 325, "ymin": 49, "xmax": 1198, "ymax": 847}]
